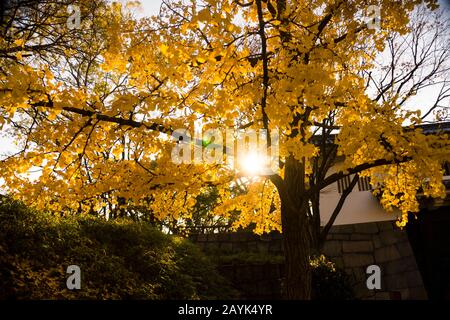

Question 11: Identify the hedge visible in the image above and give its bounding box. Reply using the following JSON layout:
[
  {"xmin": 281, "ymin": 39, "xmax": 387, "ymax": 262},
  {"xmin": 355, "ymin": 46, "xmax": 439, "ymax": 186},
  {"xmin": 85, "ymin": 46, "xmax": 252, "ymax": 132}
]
[{"xmin": 0, "ymin": 196, "xmax": 237, "ymax": 299}]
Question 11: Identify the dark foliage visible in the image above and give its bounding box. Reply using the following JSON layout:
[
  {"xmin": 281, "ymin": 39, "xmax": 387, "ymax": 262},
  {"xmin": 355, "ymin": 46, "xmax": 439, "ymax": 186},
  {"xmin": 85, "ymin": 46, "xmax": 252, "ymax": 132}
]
[{"xmin": 0, "ymin": 196, "xmax": 237, "ymax": 299}]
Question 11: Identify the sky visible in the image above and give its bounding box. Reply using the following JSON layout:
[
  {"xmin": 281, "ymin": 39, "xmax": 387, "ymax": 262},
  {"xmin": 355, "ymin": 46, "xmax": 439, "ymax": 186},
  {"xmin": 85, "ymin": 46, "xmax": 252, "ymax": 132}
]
[
  {"xmin": 140, "ymin": 0, "xmax": 163, "ymax": 16},
  {"xmin": 134, "ymin": 0, "xmax": 450, "ymax": 17},
  {"xmin": 443, "ymin": 0, "xmax": 450, "ymax": 10},
  {"xmin": 119, "ymin": 0, "xmax": 162, "ymax": 17}
]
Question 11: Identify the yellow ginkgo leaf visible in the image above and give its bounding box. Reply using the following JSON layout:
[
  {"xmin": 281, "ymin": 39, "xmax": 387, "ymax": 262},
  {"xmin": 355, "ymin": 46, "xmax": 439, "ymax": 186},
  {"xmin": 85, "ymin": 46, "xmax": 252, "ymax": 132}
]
[
  {"xmin": 196, "ymin": 57, "xmax": 206, "ymax": 64},
  {"xmin": 197, "ymin": 8, "xmax": 210, "ymax": 21},
  {"xmin": 14, "ymin": 39, "xmax": 25, "ymax": 47},
  {"xmin": 160, "ymin": 44, "xmax": 169, "ymax": 57}
]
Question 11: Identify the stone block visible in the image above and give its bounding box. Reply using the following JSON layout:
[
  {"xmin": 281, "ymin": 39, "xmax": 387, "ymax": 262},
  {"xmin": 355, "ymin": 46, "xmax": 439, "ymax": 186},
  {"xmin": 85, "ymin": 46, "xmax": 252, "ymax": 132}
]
[
  {"xmin": 375, "ymin": 245, "xmax": 401, "ymax": 263},
  {"xmin": 383, "ymin": 259, "xmax": 409, "ymax": 275},
  {"xmin": 194, "ymin": 234, "xmax": 207, "ymax": 242},
  {"xmin": 205, "ymin": 241, "xmax": 220, "ymax": 251},
  {"xmin": 329, "ymin": 224, "xmax": 354, "ymax": 234},
  {"xmin": 343, "ymin": 253, "xmax": 374, "ymax": 268},
  {"xmin": 352, "ymin": 267, "xmax": 368, "ymax": 283},
  {"xmin": 377, "ymin": 221, "xmax": 394, "ymax": 231},
  {"xmin": 323, "ymin": 240, "xmax": 342, "ymax": 257},
  {"xmin": 383, "ymin": 256, "xmax": 416, "ymax": 274},
  {"xmin": 373, "ymin": 235, "xmax": 383, "ymax": 249},
  {"xmin": 350, "ymin": 233, "xmax": 373, "ymax": 240},
  {"xmin": 378, "ymin": 231, "xmax": 399, "ymax": 246},
  {"xmin": 257, "ymin": 242, "xmax": 269, "ymax": 254},
  {"xmin": 251, "ymin": 265, "xmax": 266, "ymax": 281},
  {"xmin": 247, "ymin": 241, "xmax": 258, "ymax": 252},
  {"xmin": 269, "ymin": 241, "xmax": 282, "ymax": 254},
  {"xmin": 331, "ymin": 257, "xmax": 344, "ymax": 269},
  {"xmin": 269, "ymin": 232, "xmax": 283, "ymax": 241},
  {"xmin": 402, "ymin": 256, "xmax": 420, "ymax": 272},
  {"xmin": 343, "ymin": 240, "xmax": 374, "ymax": 253},
  {"xmin": 217, "ymin": 233, "xmax": 231, "ymax": 242},
  {"xmin": 344, "ymin": 268, "xmax": 354, "ymax": 277},
  {"xmin": 395, "ymin": 241, "xmax": 414, "ymax": 257},
  {"xmin": 379, "ymin": 230, "xmax": 407, "ymax": 246},
  {"xmin": 220, "ymin": 242, "xmax": 233, "ymax": 252},
  {"xmin": 207, "ymin": 233, "xmax": 220, "ymax": 241},
  {"xmin": 198, "ymin": 242, "xmax": 207, "ymax": 250},
  {"xmin": 236, "ymin": 232, "xmax": 250, "ymax": 242},
  {"xmin": 353, "ymin": 223, "xmax": 379, "ymax": 234},
  {"xmin": 332, "ymin": 234, "xmax": 351, "ymax": 240},
  {"xmin": 353, "ymin": 282, "xmax": 371, "ymax": 297},
  {"xmin": 236, "ymin": 265, "xmax": 255, "ymax": 282},
  {"xmin": 384, "ymin": 274, "xmax": 408, "ymax": 290},
  {"xmin": 234, "ymin": 242, "xmax": 248, "ymax": 252}
]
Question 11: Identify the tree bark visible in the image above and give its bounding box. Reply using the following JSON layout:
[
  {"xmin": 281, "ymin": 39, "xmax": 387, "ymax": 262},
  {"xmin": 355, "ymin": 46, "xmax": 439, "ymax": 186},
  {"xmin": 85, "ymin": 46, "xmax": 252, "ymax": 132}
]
[
  {"xmin": 280, "ymin": 156, "xmax": 313, "ymax": 299},
  {"xmin": 281, "ymin": 203, "xmax": 312, "ymax": 299}
]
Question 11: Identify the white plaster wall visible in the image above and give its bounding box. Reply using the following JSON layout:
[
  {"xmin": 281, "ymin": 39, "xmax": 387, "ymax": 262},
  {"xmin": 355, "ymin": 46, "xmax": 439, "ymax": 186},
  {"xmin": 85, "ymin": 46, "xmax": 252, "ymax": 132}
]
[{"xmin": 319, "ymin": 168, "xmax": 399, "ymax": 226}]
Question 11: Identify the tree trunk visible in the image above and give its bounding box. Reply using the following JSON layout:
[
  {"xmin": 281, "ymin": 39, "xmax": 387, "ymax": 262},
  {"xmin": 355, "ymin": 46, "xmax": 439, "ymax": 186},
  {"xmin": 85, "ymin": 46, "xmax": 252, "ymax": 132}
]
[
  {"xmin": 280, "ymin": 156, "xmax": 314, "ymax": 299},
  {"xmin": 282, "ymin": 204, "xmax": 312, "ymax": 299}
]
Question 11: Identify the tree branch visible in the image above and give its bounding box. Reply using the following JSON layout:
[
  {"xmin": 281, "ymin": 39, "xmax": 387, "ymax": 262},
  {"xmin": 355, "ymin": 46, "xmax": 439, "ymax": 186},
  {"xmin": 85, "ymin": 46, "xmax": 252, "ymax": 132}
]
[{"xmin": 319, "ymin": 173, "xmax": 359, "ymax": 245}]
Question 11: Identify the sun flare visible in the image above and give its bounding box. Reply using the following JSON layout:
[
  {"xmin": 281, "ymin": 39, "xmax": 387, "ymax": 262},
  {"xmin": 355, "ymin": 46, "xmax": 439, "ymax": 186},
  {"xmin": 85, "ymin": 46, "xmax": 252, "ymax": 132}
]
[{"xmin": 240, "ymin": 152, "xmax": 268, "ymax": 176}]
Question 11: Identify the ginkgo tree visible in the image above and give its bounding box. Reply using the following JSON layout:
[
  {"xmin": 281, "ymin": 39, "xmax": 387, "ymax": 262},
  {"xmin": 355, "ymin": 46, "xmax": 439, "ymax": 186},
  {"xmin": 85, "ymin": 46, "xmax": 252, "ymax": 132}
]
[{"xmin": 1, "ymin": 0, "xmax": 450, "ymax": 299}]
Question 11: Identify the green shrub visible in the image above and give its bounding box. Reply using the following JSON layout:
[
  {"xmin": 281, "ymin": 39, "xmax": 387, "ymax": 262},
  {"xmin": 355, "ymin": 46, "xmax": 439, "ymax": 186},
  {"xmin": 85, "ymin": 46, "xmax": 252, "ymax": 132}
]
[
  {"xmin": 0, "ymin": 196, "xmax": 237, "ymax": 299},
  {"xmin": 201, "ymin": 251, "xmax": 354, "ymax": 300},
  {"xmin": 311, "ymin": 255, "xmax": 355, "ymax": 300}
]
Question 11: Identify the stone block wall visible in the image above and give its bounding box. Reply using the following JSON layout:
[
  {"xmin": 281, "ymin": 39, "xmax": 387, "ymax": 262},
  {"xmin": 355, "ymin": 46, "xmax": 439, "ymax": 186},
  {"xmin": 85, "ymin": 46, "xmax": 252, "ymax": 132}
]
[
  {"xmin": 190, "ymin": 220, "xmax": 427, "ymax": 300},
  {"xmin": 324, "ymin": 221, "xmax": 427, "ymax": 299}
]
